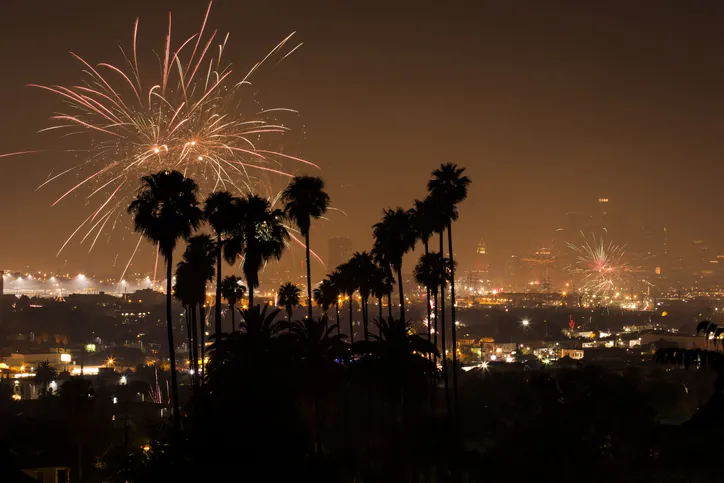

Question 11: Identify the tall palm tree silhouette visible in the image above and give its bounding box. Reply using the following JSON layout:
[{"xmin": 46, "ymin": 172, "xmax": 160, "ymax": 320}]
[
  {"xmin": 349, "ymin": 251, "xmax": 377, "ymax": 340},
  {"xmin": 282, "ymin": 176, "xmax": 330, "ymax": 319},
  {"xmin": 278, "ymin": 282, "xmax": 302, "ymax": 321},
  {"xmin": 128, "ymin": 170, "xmax": 203, "ymax": 433},
  {"xmin": 205, "ymin": 191, "xmax": 239, "ymax": 341},
  {"xmin": 173, "ymin": 263, "xmax": 198, "ymax": 381},
  {"xmin": 220, "ymin": 275, "xmax": 246, "ymax": 333},
  {"xmin": 427, "ymin": 163, "xmax": 471, "ymax": 416},
  {"xmin": 313, "ymin": 278, "xmax": 337, "ymax": 322},
  {"xmin": 234, "ymin": 194, "xmax": 289, "ymax": 307},
  {"xmin": 414, "ymin": 251, "xmax": 454, "ymax": 413},
  {"xmin": 327, "ymin": 271, "xmax": 344, "ymax": 326},
  {"xmin": 412, "ymin": 198, "xmax": 441, "ymax": 347},
  {"xmin": 335, "ymin": 262, "xmax": 359, "ymax": 343},
  {"xmin": 181, "ymin": 234, "xmax": 216, "ymax": 381},
  {"xmin": 372, "ymin": 208, "xmax": 416, "ymax": 322},
  {"xmin": 371, "ymin": 265, "xmax": 393, "ymax": 322}
]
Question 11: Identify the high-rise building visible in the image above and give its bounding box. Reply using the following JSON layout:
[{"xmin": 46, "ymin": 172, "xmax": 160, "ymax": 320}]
[
  {"xmin": 465, "ymin": 240, "xmax": 490, "ymax": 293},
  {"xmin": 328, "ymin": 237, "xmax": 353, "ymax": 270}
]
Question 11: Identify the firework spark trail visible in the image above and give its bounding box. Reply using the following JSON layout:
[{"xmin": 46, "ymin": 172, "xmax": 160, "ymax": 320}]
[
  {"xmin": 27, "ymin": 0, "xmax": 317, "ymax": 264},
  {"xmin": 566, "ymin": 234, "xmax": 629, "ymax": 297}
]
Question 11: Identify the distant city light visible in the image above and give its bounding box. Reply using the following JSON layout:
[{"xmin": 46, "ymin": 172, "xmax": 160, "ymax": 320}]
[
  {"xmin": 521, "ymin": 318, "xmax": 530, "ymax": 327},
  {"xmin": 77, "ymin": 274, "xmax": 86, "ymax": 281}
]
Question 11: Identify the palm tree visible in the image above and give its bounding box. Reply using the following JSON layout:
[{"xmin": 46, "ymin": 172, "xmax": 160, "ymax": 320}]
[
  {"xmin": 371, "ymin": 265, "xmax": 393, "ymax": 322},
  {"xmin": 287, "ymin": 317, "xmax": 347, "ymax": 453},
  {"xmin": 235, "ymin": 194, "xmax": 289, "ymax": 308},
  {"xmin": 181, "ymin": 234, "xmax": 216, "ymax": 381},
  {"xmin": 313, "ymin": 278, "xmax": 337, "ymax": 320},
  {"xmin": 35, "ymin": 360, "xmax": 57, "ymax": 396},
  {"xmin": 354, "ymin": 317, "xmax": 438, "ymax": 414},
  {"xmin": 205, "ymin": 191, "xmax": 239, "ymax": 340},
  {"xmin": 278, "ymin": 282, "xmax": 302, "ymax": 321},
  {"xmin": 282, "ymin": 176, "xmax": 331, "ymax": 320},
  {"xmin": 220, "ymin": 275, "xmax": 246, "ymax": 333},
  {"xmin": 173, "ymin": 263, "xmax": 198, "ymax": 381},
  {"xmin": 372, "ymin": 208, "xmax": 416, "ymax": 322},
  {"xmin": 128, "ymin": 170, "xmax": 203, "ymax": 433},
  {"xmin": 414, "ymin": 251, "xmax": 454, "ymax": 412},
  {"xmin": 349, "ymin": 251, "xmax": 377, "ymax": 340},
  {"xmin": 327, "ymin": 271, "xmax": 344, "ymax": 327},
  {"xmin": 335, "ymin": 262, "xmax": 359, "ymax": 343},
  {"xmin": 412, "ymin": 197, "xmax": 441, "ymax": 349},
  {"xmin": 428, "ymin": 163, "xmax": 471, "ymax": 413}
]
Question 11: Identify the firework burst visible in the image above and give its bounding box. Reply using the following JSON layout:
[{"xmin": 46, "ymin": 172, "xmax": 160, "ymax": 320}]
[
  {"xmin": 29, "ymin": 1, "xmax": 317, "ymax": 265},
  {"xmin": 566, "ymin": 234, "xmax": 629, "ymax": 297}
]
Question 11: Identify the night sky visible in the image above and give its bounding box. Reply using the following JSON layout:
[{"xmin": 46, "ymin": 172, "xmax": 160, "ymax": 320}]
[{"xmin": 0, "ymin": 1, "xmax": 723, "ymax": 276}]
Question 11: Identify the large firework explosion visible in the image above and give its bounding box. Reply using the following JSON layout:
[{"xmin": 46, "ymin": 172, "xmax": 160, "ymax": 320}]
[
  {"xmin": 566, "ymin": 234, "xmax": 630, "ymax": 297},
  {"xmin": 25, "ymin": 2, "xmax": 318, "ymax": 276}
]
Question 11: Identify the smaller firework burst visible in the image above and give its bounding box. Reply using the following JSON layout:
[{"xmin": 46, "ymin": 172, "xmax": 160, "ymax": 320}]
[{"xmin": 566, "ymin": 234, "xmax": 628, "ymax": 297}]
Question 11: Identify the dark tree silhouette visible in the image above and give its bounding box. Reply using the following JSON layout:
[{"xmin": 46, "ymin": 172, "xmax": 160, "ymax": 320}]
[
  {"xmin": 287, "ymin": 317, "xmax": 347, "ymax": 453},
  {"xmin": 232, "ymin": 194, "xmax": 289, "ymax": 307},
  {"xmin": 174, "ymin": 263, "xmax": 199, "ymax": 380},
  {"xmin": 372, "ymin": 208, "xmax": 416, "ymax": 323},
  {"xmin": 35, "ymin": 360, "xmax": 57, "ymax": 396},
  {"xmin": 427, "ymin": 163, "xmax": 470, "ymax": 415},
  {"xmin": 335, "ymin": 263, "xmax": 359, "ymax": 343},
  {"xmin": 313, "ymin": 278, "xmax": 337, "ymax": 321},
  {"xmin": 205, "ymin": 191, "xmax": 239, "ymax": 341},
  {"xmin": 128, "ymin": 170, "xmax": 203, "ymax": 433},
  {"xmin": 282, "ymin": 176, "xmax": 330, "ymax": 320},
  {"xmin": 278, "ymin": 282, "xmax": 302, "ymax": 321},
  {"xmin": 349, "ymin": 251, "xmax": 377, "ymax": 340},
  {"xmin": 220, "ymin": 275, "xmax": 246, "ymax": 332},
  {"xmin": 180, "ymin": 234, "xmax": 216, "ymax": 381}
]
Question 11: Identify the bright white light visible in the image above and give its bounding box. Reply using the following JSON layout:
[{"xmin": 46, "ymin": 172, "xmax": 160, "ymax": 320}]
[
  {"xmin": 490, "ymin": 355, "xmax": 497, "ymax": 361},
  {"xmin": 198, "ymin": 156, "xmax": 203, "ymax": 161},
  {"xmin": 505, "ymin": 356, "xmax": 514, "ymax": 363},
  {"xmin": 77, "ymin": 274, "xmax": 86, "ymax": 281},
  {"xmin": 50, "ymin": 277, "xmax": 56, "ymax": 282},
  {"xmin": 481, "ymin": 361, "xmax": 489, "ymax": 370},
  {"xmin": 521, "ymin": 319, "xmax": 530, "ymax": 327},
  {"xmin": 120, "ymin": 376, "xmax": 127, "ymax": 385},
  {"xmin": 190, "ymin": 141, "xmax": 196, "ymax": 146},
  {"xmin": 113, "ymin": 397, "xmax": 118, "ymax": 404},
  {"xmin": 153, "ymin": 147, "xmax": 160, "ymax": 154}
]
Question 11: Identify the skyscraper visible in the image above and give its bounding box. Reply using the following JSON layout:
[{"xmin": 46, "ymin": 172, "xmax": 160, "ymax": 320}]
[{"xmin": 328, "ymin": 237, "xmax": 353, "ymax": 270}]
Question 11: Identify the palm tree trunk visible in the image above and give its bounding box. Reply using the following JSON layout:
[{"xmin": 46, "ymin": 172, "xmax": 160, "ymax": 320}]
[
  {"xmin": 348, "ymin": 296, "xmax": 354, "ymax": 343},
  {"xmin": 378, "ymin": 297, "xmax": 383, "ymax": 321},
  {"xmin": 439, "ymin": 231, "xmax": 450, "ymax": 417},
  {"xmin": 191, "ymin": 304, "xmax": 199, "ymax": 380},
  {"xmin": 363, "ymin": 298, "xmax": 369, "ymax": 341},
  {"xmin": 165, "ymin": 254, "xmax": 181, "ymax": 434},
  {"xmin": 448, "ymin": 222, "xmax": 459, "ymax": 416},
  {"xmin": 184, "ymin": 306, "xmax": 193, "ymax": 385},
  {"xmin": 433, "ymin": 290, "xmax": 439, "ymax": 363},
  {"xmin": 387, "ymin": 294, "xmax": 393, "ymax": 319},
  {"xmin": 229, "ymin": 303, "xmax": 235, "ymax": 332},
  {"xmin": 397, "ymin": 266, "xmax": 405, "ymax": 322},
  {"xmin": 214, "ymin": 232, "xmax": 223, "ymax": 338},
  {"xmin": 199, "ymin": 304, "xmax": 206, "ymax": 385},
  {"xmin": 335, "ymin": 302, "xmax": 340, "ymax": 330},
  {"xmin": 424, "ymin": 241, "xmax": 432, "ymax": 350},
  {"xmin": 305, "ymin": 230, "xmax": 313, "ymax": 320},
  {"xmin": 249, "ymin": 285, "xmax": 254, "ymax": 308}
]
